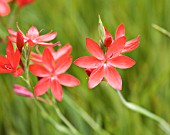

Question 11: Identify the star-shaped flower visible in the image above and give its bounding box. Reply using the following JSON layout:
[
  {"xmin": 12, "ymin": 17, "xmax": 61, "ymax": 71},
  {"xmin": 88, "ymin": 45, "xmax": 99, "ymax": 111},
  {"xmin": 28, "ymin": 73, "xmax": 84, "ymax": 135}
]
[
  {"xmin": 29, "ymin": 47, "xmax": 80, "ymax": 101},
  {"xmin": 0, "ymin": 41, "xmax": 24, "ymax": 76},
  {"xmin": 74, "ymin": 37, "xmax": 135, "ymax": 90}
]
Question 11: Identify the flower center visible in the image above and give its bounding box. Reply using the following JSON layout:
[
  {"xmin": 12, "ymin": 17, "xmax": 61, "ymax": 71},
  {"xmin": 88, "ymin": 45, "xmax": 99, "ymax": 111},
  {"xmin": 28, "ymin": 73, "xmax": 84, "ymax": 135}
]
[{"xmin": 4, "ymin": 64, "xmax": 13, "ymax": 70}]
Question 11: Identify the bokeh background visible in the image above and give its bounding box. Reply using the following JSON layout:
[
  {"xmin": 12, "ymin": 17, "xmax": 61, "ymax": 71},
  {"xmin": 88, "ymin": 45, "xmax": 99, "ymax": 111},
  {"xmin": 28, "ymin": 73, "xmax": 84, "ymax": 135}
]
[{"xmin": 0, "ymin": 0, "xmax": 170, "ymax": 135}]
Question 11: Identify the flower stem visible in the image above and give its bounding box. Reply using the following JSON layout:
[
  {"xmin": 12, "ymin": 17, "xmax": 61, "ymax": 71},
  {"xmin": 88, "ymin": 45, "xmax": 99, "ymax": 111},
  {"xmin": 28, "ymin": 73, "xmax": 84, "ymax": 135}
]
[
  {"xmin": 34, "ymin": 99, "xmax": 71, "ymax": 134},
  {"xmin": 117, "ymin": 91, "xmax": 170, "ymax": 135},
  {"xmin": 63, "ymin": 94, "xmax": 110, "ymax": 135},
  {"xmin": 53, "ymin": 102, "xmax": 82, "ymax": 135}
]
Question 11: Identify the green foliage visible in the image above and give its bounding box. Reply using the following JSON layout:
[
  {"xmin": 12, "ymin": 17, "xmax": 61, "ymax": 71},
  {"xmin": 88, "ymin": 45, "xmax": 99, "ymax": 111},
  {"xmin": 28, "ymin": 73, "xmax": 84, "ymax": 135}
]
[{"xmin": 0, "ymin": 0, "xmax": 170, "ymax": 135}]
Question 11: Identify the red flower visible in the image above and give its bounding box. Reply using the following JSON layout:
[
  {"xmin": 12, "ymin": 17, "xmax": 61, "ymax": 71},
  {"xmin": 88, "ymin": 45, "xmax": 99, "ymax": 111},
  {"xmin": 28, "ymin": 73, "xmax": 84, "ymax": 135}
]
[
  {"xmin": 16, "ymin": 0, "xmax": 35, "ymax": 8},
  {"xmin": 0, "ymin": 0, "xmax": 12, "ymax": 16},
  {"xmin": 0, "ymin": 41, "xmax": 24, "ymax": 76},
  {"xmin": 104, "ymin": 24, "xmax": 140, "ymax": 53},
  {"xmin": 74, "ymin": 37, "xmax": 136, "ymax": 90},
  {"xmin": 8, "ymin": 26, "xmax": 60, "ymax": 47},
  {"xmin": 29, "ymin": 47, "xmax": 80, "ymax": 101}
]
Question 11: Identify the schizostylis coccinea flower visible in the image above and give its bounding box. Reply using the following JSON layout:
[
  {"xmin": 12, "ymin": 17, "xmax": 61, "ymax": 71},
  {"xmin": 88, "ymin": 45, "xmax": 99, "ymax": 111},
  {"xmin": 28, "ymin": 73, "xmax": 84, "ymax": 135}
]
[
  {"xmin": 0, "ymin": 41, "xmax": 23, "ymax": 76},
  {"xmin": 8, "ymin": 26, "xmax": 60, "ymax": 47},
  {"xmin": 74, "ymin": 37, "xmax": 137, "ymax": 90},
  {"xmin": 29, "ymin": 46, "xmax": 80, "ymax": 101}
]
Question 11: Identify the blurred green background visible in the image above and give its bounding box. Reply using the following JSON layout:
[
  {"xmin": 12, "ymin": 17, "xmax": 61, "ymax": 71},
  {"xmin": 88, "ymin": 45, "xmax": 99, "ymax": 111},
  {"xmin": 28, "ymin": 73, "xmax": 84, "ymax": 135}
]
[{"xmin": 0, "ymin": 0, "xmax": 170, "ymax": 135}]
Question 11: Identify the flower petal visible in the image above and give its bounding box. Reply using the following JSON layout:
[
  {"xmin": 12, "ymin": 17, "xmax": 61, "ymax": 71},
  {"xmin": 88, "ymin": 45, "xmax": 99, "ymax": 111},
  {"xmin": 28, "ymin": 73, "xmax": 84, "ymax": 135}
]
[
  {"xmin": 26, "ymin": 26, "xmax": 39, "ymax": 40},
  {"xmin": 35, "ymin": 41, "xmax": 60, "ymax": 47},
  {"xmin": 88, "ymin": 66, "xmax": 104, "ymax": 88},
  {"xmin": 105, "ymin": 66, "xmax": 122, "ymax": 90},
  {"xmin": 58, "ymin": 73, "xmax": 80, "ymax": 87},
  {"xmin": 34, "ymin": 77, "xmax": 50, "ymax": 96},
  {"xmin": 14, "ymin": 84, "xmax": 33, "ymax": 98},
  {"xmin": 12, "ymin": 49, "xmax": 21, "ymax": 68},
  {"xmin": 115, "ymin": 24, "xmax": 125, "ymax": 39},
  {"xmin": 13, "ymin": 68, "xmax": 24, "ymax": 77},
  {"xmin": 43, "ymin": 48, "xmax": 54, "ymax": 71},
  {"xmin": 122, "ymin": 35, "xmax": 140, "ymax": 53},
  {"xmin": 0, "ymin": 55, "xmax": 9, "ymax": 65},
  {"xmin": 0, "ymin": 1, "xmax": 10, "ymax": 16},
  {"xmin": 86, "ymin": 38, "xmax": 105, "ymax": 60},
  {"xmin": 8, "ymin": 28, "xmax": 17, "ymax": 36},
  {"xmin": 51, "ymin": 79, "xmax": 63, "ymax": 101},
  {"xmin": 6, "ymin": 41, "xmax": 14, "ymax": 61},
  {"xmin": 30, "ymin": 52, "xmax": 43, "ymax": 63},
  {"xmin": 55, "ymin": 56, "xmax": 72, "ymax": 74},
  {"xmin": 36, "ymin": 32, "xmax": 57, "ymax": 42},
  {"xmin": 109, "ymin": 56, "xmax": 135, "ymax": 69},
  {"xmin": 106, "ymin": 36, "xmax": 126, "ymax": 58},
  {"xmin": 74, "ymin": 56, "xmax": 103, "ymax": 68},
  {"xmin": 53, "ymin": 44, "xmax": 72, "ymax": 60},
  {"xmin": 29, "ymin": 64, "xmax": 50, "ymax": 77}
]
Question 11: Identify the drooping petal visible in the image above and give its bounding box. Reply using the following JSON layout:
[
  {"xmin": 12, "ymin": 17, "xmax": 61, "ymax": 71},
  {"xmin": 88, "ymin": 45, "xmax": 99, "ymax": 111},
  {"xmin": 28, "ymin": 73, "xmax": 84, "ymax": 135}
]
[
  {"xmin": 86, "ymin": 38, "xmax": 105, "ymax": 60},
  {"xmin": 115, "ymin": 24, "xmax": 125, "ymax": 39},
  {"xmin": 88, "ymin": 66, "xmax": 104, "ymax": 88},
  {"xmin": 55, "ymin": 56, "xmax": 72, "ymax": 74},
  {"xmin": 43, "ymin": 48, "xmax": 54, "ymax": 72},
  {"xmin": 51, "ymin": 79, "xmax": 63, "ymax": 101},
  {"xmin": 53, "ymin": 44, "xmax": 72, "ymax": 60},
  {"xmin": 29, "ymin": 64, "xmax": 50, "ymax": 77},
  {"xmin": 35, "ymin": 32, "xmax": 57, "ymax": 42},
  {"xmin": 58, "ymin": 73, "xmax": 80, "ymax": 87},
  {"xmin": 122, "ymin": 35, "xmax": 140, "ymax": 53},
  {"xmin": 34, "ymin": 77, "xmax": 50, "ymax": 96},
  {"xmin": 105, "ymin": 66, "xmax": 122, "ymax": 90},
  {"xmin": 13, "ymin": 68, "xmax": 24, "ymax": 76},
  {"xmin": 26, "ymin": 26, "xmax": 39, "ymax": 40},
  {"xmin": 106, "ymin": 36, "xmax": 126, "ymax": 59},
  {"xmin": 0, "ymin": 1, "xmax": 10, "ymax": 16},
  {"xmin": 109, "ymin": 56, "xmax": 135, "ymax": 69},
  {"xmin": 14, "ymin": 84, "xmax": 33, "ymax": 98},
  {"xmin": 74, "ymin": 56, "xmax": 103, "ymax": 69}
]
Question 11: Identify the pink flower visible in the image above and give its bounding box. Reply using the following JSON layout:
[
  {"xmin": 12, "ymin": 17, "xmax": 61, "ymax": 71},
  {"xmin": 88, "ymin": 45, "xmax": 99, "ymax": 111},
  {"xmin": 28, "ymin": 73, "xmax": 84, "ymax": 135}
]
[
  {"xmin": 8, "ymin": 26, "xmax": 60, "ymax": 47},
  {"xmin": 0, "ymin": 41, "xmax": 24, "ymax": 76},
  {"xmin": 14, "ymin": 84, "xmax": 33, "ymax": 98},
  {"xmin": 0, "ymin": 0, "xmax": 12, "ymax": 16},
  {"xmin": 74, "ymin": 37, "xmax": 136, "ymax": 90},
  {"xmin": 104, "ymin": 24, "xmax": 140, "ymax": 53},
  {"xmin": 29, "ymin": 47, "xmax": 80, "ymax": 101}
]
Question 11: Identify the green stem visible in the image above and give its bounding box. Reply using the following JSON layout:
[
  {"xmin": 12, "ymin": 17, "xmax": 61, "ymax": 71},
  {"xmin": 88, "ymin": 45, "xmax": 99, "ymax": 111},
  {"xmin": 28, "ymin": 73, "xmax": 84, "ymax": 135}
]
[
  {"xmin": 64, "ymin": 94, "xmax": 110, "ymax": 135},
  {"xmin": 34, "ymin": 99, "xmax": 71, "ymax": 135},
  {"xmin": 117, "ymin": 91, "xmax": 170, "ymax": 135},
  {"xmin": 152, "ymin": 24, "xmax": 170, "ymax": 38},
  {"xmin": 53, "ymin": 102, "xmax": 81, "ymax": 135}
]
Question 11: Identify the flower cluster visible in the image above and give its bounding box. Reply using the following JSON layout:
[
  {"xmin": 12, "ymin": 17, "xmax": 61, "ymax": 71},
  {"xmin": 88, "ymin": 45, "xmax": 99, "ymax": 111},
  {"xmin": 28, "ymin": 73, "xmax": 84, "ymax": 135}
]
[
  {"xmin": 0, "ymin": 19, "xmax": 139, "ymax": 102},
  {"xmin": 74, "ymin": 24, "xmax": 140, "ymax": 90},
  {"xmin": 0, "ymin": 0, "xmax": 35, "ymax": 16},
  {"xmin": 0, "ymin": 25, "xmax": 80, "ymax": 101}
]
